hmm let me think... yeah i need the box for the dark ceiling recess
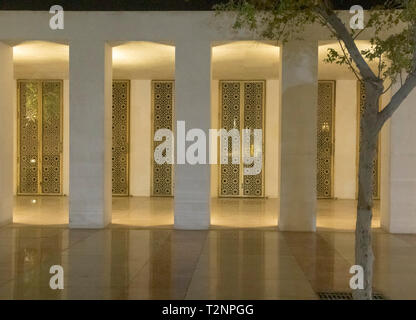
[0,0,392,11]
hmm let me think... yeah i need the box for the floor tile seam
[183,231,210,300]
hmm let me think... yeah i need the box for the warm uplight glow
[12,40,281,80]
[212,41,280,79]
[212,41,279,60]
[318,40,379,80]
[112,41,175,79]
[112,41,175,65]
[13,41,69,79]
[13,41,69,63]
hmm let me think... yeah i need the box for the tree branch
[377,73,416,130]
[316,5,379,82]
[337,39,362,81]
[378,22,416,130]
[352,27,365,40]
[382,81,393,95]
[378,55,382,78]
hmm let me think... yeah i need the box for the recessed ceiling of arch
[318,41,381,80]
[13,40,280,80]
[13,40,379,81]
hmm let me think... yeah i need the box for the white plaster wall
[0,42,14,225]
[0,11,380,47]
[334,80,357,199]
[69,41,113,228]
[210,80,219,198]
[279,40,318,232]
[265,80,279,198]
[380,87,392,230]
[12,80,16,195]
[63,80,69,195]
[174,40,211,229]
[381,83,416,233]
[129,80,151,196]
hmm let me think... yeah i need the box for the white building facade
[0,10,415,233]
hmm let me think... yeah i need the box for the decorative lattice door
[112,80,130,196]
[317,81,335,199]
[151,81,174,197]
[18,80,63,195]
[219,80,265,198]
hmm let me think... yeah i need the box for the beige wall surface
[381,88,392,231]
[334,80,357,199]
[381,81,416,233]
[0,10,385,44]
[130,80,151,196]
[279,40,318,232]
[0,42,14,225]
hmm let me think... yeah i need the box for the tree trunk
[352,83,381,300]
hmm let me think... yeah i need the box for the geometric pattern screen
[151,81,174,197]
[112,80,130,196]
[220,81,241,197]
[219,80,265,198]
[18,80,63,195]
[242,82,264,197]
[317,81,335,199]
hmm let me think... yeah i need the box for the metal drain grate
[318,292,386,300]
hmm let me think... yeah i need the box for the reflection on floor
[211,198,278,228]
[112,197,173,228]
[13,196,69,226]
[13,196,380,231]
[317,199,380,231]
[0,227,415,299]
[3,196,407,300]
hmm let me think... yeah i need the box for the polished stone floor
[12,196,380,230]
[2,196,413,300]
[1,226,416,299]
